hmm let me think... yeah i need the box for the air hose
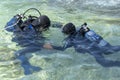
[23,8,41,18]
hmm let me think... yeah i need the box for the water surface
[0,0,120,80]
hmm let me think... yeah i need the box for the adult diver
[5,8,62,75]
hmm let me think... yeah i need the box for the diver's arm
[52,41,73,51]
[43,40,73,51]
[51,21,63,28]
[43,44,67,51]
[52,38,74,51]
[51,45,66,51]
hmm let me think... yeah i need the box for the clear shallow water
[0,0,120,80]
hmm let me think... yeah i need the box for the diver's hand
[43,43,53,49]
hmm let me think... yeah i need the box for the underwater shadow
[12,31,50,75]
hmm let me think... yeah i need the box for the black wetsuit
[5,16,45,75]
[52,31,120,67]
[14,25,47,74]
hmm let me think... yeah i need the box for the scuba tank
[5,14,23,32]
[85,30,102,42]
[5,8,41,32]
[79,23,108,47]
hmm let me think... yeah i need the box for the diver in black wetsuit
[48,23,120,67]
[5,8,62,75]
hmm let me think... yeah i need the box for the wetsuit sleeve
[52,39,73,51]
[51,21,63,28]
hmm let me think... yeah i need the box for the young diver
[5,8,62,75]
[46,23,120,67]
